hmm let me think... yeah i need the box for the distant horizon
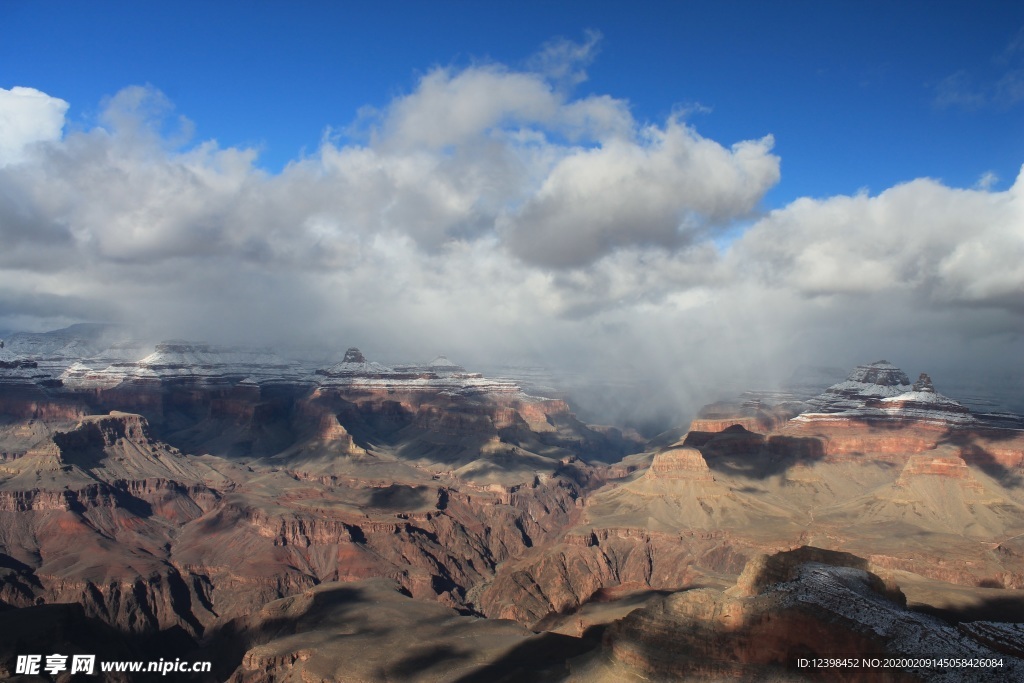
[3,321,1023,431]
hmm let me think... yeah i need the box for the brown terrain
[1,344,1023,681]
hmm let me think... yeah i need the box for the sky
[1,1,1023,423]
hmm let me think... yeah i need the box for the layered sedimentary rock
[479,361,1024,630]
[0,398,598,630]
[56,342,598,462]
[645,446,714,481]
[797,361,976,427]
[880,373,976,423]
[476,437,801,625]
[1,335,646,682]
[784,362,1024,468]
[4,336,1024,681]
[807,360,912,407]
[569,548,1024,682]
[1,324,130,377]
[688,397,802,434]
[0,412,226,637]
[958,622,1024,658]
[61,341,308,388]
[0,344,80,422]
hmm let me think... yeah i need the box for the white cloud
[503,122,779,268]
[729,172,1024,311]
[934,169,1024,307]
[378,66,561,150]
[0,86,69,166]
[2,45,1023,423]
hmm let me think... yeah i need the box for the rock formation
[797,362,976,427]
[806,360,913,410]
[478,360,1024,631]
[0,330,648,680]
[645,446,714,481]
[3,335,1024,682]
[569,548,1024,681]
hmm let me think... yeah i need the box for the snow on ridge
[0,347,23,363]
[791,407,977,427]
[881,390,958,405]
[319,359,395,376]
[61,340,308,387]
[797,362,979,427]
[843,361,911,388]
[316,372,524,395]
[803,361,915,413]
[821,379,910,398]
[0,348,45,384]
[12,332,542,401]
[137,343,299,372]
[315,349,529,398]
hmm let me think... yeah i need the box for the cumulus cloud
[0,86,69,166]
[377,66,561,150]
[503,123,778,267]
[730,172,1024,310]
[2,39,1023,424]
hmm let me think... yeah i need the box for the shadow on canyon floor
[367,483,433,511]
[684,426,828,480]
[452,627,604,683]
[939,430,1023,488]
[0,603,207,682]
[389,643,474,679]
[683,419,1024,487]
[197,584,384,680]
[910,595,1024,625]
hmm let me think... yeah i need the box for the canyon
[1,334,1023,681]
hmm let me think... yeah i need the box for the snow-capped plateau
[60,341,310,388]
[317,348,527,398]
[48,338,535,401]
[795,361,979,427]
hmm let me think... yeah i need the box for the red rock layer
[645,447,713,481]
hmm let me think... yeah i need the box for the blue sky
[4,1,1022,205]
[1,1,1023,414]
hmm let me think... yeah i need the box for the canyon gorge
[1,328,1023,681]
